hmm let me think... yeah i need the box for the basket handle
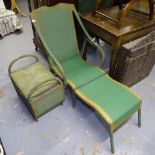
[27,77,63,101]
[8,55,39,74]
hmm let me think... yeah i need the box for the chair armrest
[81,37,105,67]
[73,9,105,67]
[8,54,39,74]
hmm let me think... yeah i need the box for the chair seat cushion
[75,74,142,129]
[62,56,106,89]
[10,62,58,99]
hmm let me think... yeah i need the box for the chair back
[30,4,79,62]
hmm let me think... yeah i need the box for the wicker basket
[8,55,65,120]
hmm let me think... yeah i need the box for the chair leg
[109,127,115,154]
[71,91,76,108]
[138,108,141,128]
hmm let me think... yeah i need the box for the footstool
[8,55,65,120]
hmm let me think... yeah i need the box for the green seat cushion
[75,74,141,129]
[61,56,106,89]
[10,62,58,99]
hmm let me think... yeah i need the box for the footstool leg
[35,46,38,51]
[71,91,76,108]
[109,127,115,154]
[138,108,141,128]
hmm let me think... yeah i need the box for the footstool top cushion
[10,62,59,99]
[75,75,142,129]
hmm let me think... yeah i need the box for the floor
[0,1,155,155]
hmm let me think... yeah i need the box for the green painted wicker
[8,55,65,120]
[30,4,142,153]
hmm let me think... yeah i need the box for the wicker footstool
[8,55,65,120]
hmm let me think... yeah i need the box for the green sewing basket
[8,55,65,120]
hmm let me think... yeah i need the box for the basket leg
[35,46,38,51]
[138,108,141,128]
[71,91,76,108]
[109,127,115,154]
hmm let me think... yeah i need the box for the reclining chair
[30,3,142,153]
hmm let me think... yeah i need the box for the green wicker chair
[30,3,142,153]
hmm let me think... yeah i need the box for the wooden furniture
[30,4,142,153]
[93,0,154,29]
[9,55,65,120]
[114,31,155,86]
[81,5,155,77]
